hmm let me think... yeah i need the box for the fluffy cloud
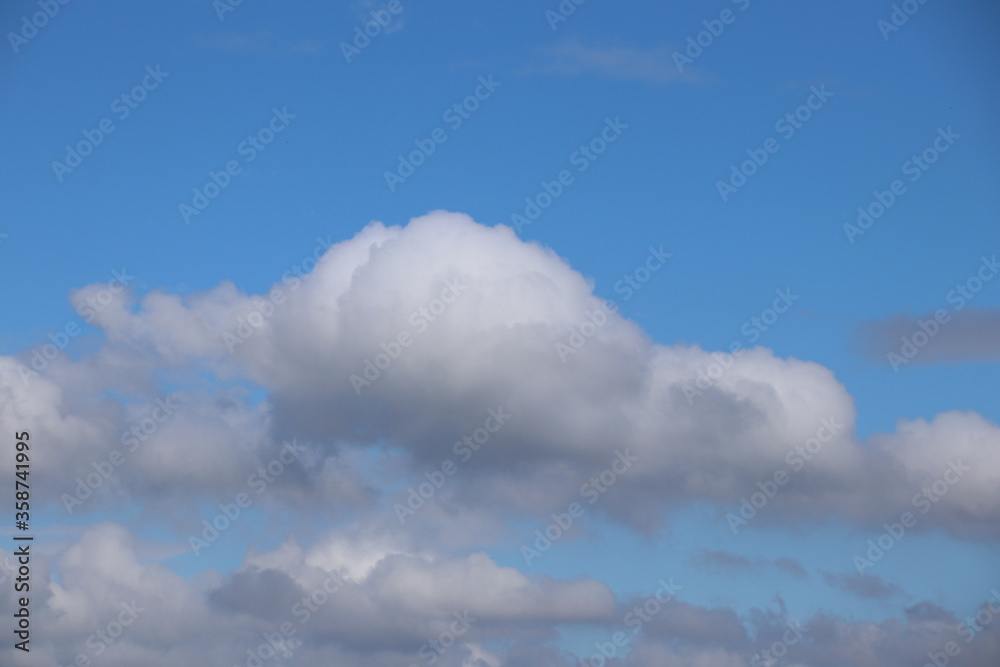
[2,211,999,664]
[4,523,998,667]
[4,212,1000,533]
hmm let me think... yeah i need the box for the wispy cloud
[697,548,755,570]
[526,39,698,85]
[774,557,808,579]
[823,572,903,600]
[858,308,1000,365]
[694,550,808,578]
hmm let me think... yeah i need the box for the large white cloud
[6,210,994,536]
[1,211,999,664]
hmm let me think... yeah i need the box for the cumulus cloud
[4,212,1000,534]
[4,522,998,667]
[2,211,999,663]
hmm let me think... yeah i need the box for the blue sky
[2,1,1000,666]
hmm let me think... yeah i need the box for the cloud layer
[2,211,999,664]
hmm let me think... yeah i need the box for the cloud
[694,550,808,578]
[5,522,995,666]
[2,212,1000,664]
[858,308,1000,365]
[206,545,616,652]
[0,523,621,666]
[822,571,903,600]
[696,549,755,570]
[774,557,808,578]
[5,212,1000,543]
[526,39,696,85]
[623,595,1000,667]
[624,600,1000,667]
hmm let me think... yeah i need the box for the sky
[1,0,999,665]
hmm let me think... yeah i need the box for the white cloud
[3,523,996,666]
[2,211,1000,664]
[4,211,1000,539]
